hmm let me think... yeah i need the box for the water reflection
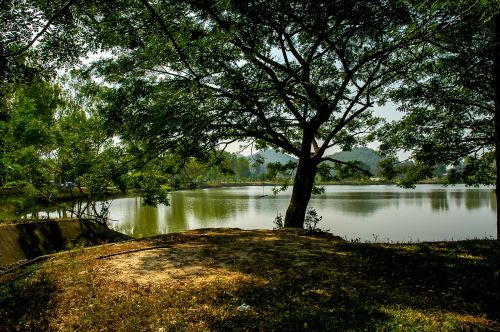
[465,190,488,211]
[24,185,496,242]
[315,191,397,216]
[428,191,449,212]
[312,188,494,216]
[110,197,164,237]
[189,190,250,226]
[107,189,253,237]
[166,193,189,229]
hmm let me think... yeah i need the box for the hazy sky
[225,102,408,159]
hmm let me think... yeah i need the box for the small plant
[273,212,284,229]
[304,207,322,231]
[65,239,86,257]
[274,208,327,232]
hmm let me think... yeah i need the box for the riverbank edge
[0,219,130,267]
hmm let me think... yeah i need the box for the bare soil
[1,228,499,331]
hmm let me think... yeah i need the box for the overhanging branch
[138,0,199,79]
[320,157,373,176]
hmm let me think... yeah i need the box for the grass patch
[0,229,499,331]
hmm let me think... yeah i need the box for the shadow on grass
[14,229,495,331]
[124,230,499,330]
[334,240,500,318]
[0,268,57,331]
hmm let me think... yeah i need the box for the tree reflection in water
[23,185,496,241]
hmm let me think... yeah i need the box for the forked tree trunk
[493,13,500,240]
[284,157,318,228]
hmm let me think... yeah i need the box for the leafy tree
[56,0,464,228]
[432,163,447,178]
[378,2,500,238]
[0,1,141,224]
[2,1,481,228]
[0,81,62,193]
[1,0,84,122]
[0,74,132,224]
[1,0,87,72]
[1,0,85,201]
[230,155,251,181]
[54,104,127,224]
[325,147,382,177]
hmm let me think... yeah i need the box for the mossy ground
[1,228,499,331]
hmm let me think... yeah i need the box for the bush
[304,207,322,231]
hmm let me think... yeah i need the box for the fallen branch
[1,238,132,277]
[0,255,49,276]
[96,245,173,260]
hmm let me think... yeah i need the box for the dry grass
[1,228,499,331]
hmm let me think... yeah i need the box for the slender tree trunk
[493,13,500,240]
[284,156,318,228]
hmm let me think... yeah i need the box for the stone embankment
[0,219,128,266]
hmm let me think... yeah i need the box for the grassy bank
[1,228,499,331]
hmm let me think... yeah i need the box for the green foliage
[378,2,497,188]
[0,81,62,190]
[397,164,434,189]
[141,175,169,207]
[378,156,400,181]
[317,163,335,182]
[273,212,284,230]
[266,161,296,181]
[304,208,323,232]
[432,163,447,178]
[333,161,370,181]
[377,156,451,187]
[168,151,256,185]
[4,0,494,228]
[0,74,136,223]
[273,207,325,231]
[327,148,382,176]
[446,153,496,187]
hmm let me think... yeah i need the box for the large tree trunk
[284,156,318,228]
[493,13,500,240]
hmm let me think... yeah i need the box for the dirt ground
[1,228,499,331]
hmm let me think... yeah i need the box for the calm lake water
[103,184,496,242]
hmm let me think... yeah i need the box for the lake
[102,184,496,242]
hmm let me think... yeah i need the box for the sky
[224,102,408,159]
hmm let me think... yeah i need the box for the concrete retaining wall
[0,219,128,266]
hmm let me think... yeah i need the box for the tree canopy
[51,0,468,227]
[377,2,500,237]
[2,0,497,231]
[379,2,495,184]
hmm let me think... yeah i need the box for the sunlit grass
[1,229,498,331]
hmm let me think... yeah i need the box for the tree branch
[5,0,77,58]
[138,0,199,79]
[320,157,373,176]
